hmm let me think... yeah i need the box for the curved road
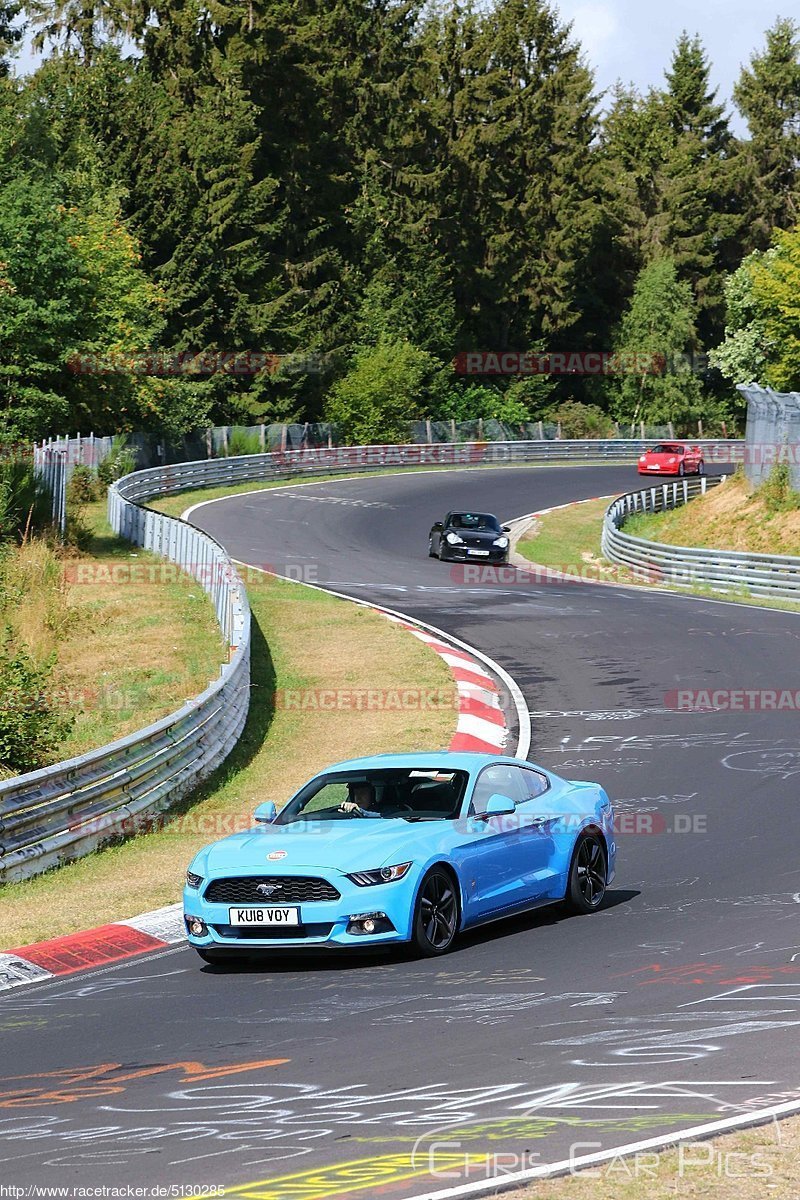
[3,464,800,1198]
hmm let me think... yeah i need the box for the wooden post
[426,418,432,444]
[259,424,266,452]
[205,427,213,458]
[222,426,229,456]
[450,419,457,442]
[698,419,704,438]
[640,420,645,440]
[557,421,562,439]
[538,420,544,440]
[478,417,484,440]
[668,422,675,438]
[721,421,728,438]
[280,424,287,453]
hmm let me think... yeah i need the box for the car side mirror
[501,524,511,533]
[254,801,277,824]
[479,793,516,818]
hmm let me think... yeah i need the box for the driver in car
[338,781,382,818]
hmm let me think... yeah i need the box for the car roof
[316,751,545,775]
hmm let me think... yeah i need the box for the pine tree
[0,1,22,75]
[28,0,133,65]
[658,33,742,346]
[613,257,704,430]
[734,18,800,247]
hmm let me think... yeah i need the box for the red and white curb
[0,904,184,992]
[384,616,508,753]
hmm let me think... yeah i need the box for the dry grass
[518,1113,800,1198]
[625,474,800,556]
[0,505,224,763]
[0,572,456,946]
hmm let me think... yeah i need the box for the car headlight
[445,532,464,545]
[667,456,676,463]
[639,455,646,462]
[347,862,412,886]
[185,870,203,889]
[493,536,509,548]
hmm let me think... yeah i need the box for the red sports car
[638,442,704,477]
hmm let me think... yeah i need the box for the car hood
[448,529,502,543]
[198,820,443,875]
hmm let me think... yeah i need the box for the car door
[455,764,529,921]
[514,766,564,901]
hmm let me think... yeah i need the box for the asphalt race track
[4,463,800,1198]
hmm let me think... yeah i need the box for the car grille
[204,875,341,904]
[211,923,335,940]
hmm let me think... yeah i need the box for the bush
[325,341,436,444]
[97,436,137,486]
[757,460,800,515]
[0,460,53,544]
[66,464,99,505]
[0,629,73,774]
[226,428,263,456]
[542,400,615,438]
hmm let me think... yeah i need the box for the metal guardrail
[0,477,250,884]
[602,475,800,599]
[0,436,747,885]
[114,439,744,497]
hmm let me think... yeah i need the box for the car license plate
[647,464,660,469]
[228,906,300,926]
[467,549,490,556]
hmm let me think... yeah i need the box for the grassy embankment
[0,500,223,767]
[515,473,800,610]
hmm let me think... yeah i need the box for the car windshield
[275,768,469,824]
[649,444,683,454]
[447,513,501,532]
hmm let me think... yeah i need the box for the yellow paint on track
[217,1152,488,1200]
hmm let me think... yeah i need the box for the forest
[0,1,798,443]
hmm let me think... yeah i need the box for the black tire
[428,537,438,558]
[564,832,607,914]
[697,460,705,475]
[411,868,460,956]
[678,462,685,477]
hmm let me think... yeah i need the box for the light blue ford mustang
[183,752,616,962]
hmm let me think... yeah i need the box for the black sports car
[428,511,511,564]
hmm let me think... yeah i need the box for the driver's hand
[339,801,361,814]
